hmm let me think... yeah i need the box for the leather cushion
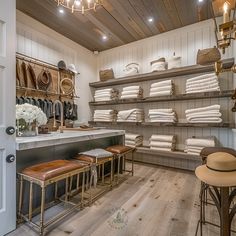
[22,160,86,181]
[200,147,236,162]
[74,155,111,164]
[106,145,133,154]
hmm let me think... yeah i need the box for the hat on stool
[195,152,236,187]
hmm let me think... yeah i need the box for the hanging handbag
[99,69,114,81]
[196,46,221,65]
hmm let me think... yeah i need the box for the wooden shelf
[89,90,234,106]
[135,146,201,162]
[89,58,234,88]
[88,121,235,128]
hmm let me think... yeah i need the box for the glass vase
[16,119,37,137]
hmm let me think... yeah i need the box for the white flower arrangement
[16,103,47,126]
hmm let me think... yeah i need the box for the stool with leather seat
[17,160,89,235]
[106,145,135,184]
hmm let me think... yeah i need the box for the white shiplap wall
[96,19,235,152]
[16,10,97,123]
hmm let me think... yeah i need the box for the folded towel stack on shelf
[117,108,144,122]
[120,85,143,99]
[186,73,220,94]
[149,134,176,152]
[94,88,119,102]
[148,109,177,123]
[93,109,117,122]
[185,138,215,155]
[149,80,174,97]
[125,133,143,147]
[185,105,222,123]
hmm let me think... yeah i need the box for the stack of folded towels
[149,80,174,97]
[148,109,177,123]
[120,86,143,99]
[185,138,215,155]
[149,134,176,152]
[117,108,144,122]
[93,110,117,122]
[94,88,119,102]
[125,133,143,147]
[186,73,220,94]
[185,105,222,123]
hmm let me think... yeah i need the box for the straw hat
[60,77,74,95]
[68,64,79,74]
[195,152,236,187]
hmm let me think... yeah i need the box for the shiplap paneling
[95,18,235,154]
[16,10,97,123]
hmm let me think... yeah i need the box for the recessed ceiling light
[59,8,64,13]
[148,17,154,22]
[102,35,108,40]
[75,0,81,6]
[198,0,204,2]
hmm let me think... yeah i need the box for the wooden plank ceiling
[16,0,232,52]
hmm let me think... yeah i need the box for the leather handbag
[28,64,38,89]
[99,69,114,81]
[197,46,221,65]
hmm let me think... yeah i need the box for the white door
[0,0,16,235]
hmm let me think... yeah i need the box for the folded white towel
[120,95,142,99]
[150,147,173,152]
[151,80,172,88]
[186,77,218,87]
[118,109,143,120]
[149,111,176,116]
[186,73,216,83]
[187,118,222,123]
[186,112,221,118]
[186,138,215,147]
[122,86,140,91]
[149,91,173,97]
[149,141,173,148]
[149,109,174,113]
[150,135,175,142]
[186,87,220,94]
[150,85,172,93]
[186,83,220,92]
[94,110,116,114]
[185,105,220,115]
[121,90,142,96]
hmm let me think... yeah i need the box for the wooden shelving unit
[89,90,234,106]
[88,121,235,128]
[89,58,234,88]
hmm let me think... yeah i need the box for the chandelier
[55,0,102,14]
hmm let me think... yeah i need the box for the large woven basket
[99,69,114,81]
[197,46,221,65]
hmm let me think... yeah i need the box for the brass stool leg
[39,186,46,236]
[54,182,58,200]
[76,173,80,192]
[18,175,24,221]
[29,181,33,221]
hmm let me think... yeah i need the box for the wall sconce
[214,60,236,75]
[212,1,236,54]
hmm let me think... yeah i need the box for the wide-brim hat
[37,70,52,91]
[58,60,67,70]
[60,77,74,95]
[68,64,79,74]
[195,152,236,187]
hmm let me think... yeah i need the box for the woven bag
[99,69,114,81]
[197,46,221,65]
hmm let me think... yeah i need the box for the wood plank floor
[9,163,233,236]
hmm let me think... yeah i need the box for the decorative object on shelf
[94,88,119,102]
[16,103,47,137]
[123,63,140,76]
[57,60,67,70]
[150,57,167,72]
[28,63,38,89]
[185,73,220,94]
[149,134,176,152]
[68,63,79,74]
[167,53,181,69]
[185,104,222,123]
[60,77,74,95]
[120,85,143,99]
[37,69,52,91]
[149,80,174,97]
[196,46,221,65]
[185,137,215,155]
[21,61,28,87]
[99,68,114,81]
[211,1,236,54]
[55,0,102,14]
[148,108,177,123]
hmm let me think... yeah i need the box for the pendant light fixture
[55,0,102,14]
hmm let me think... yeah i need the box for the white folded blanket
[149,141,173,148]
[149,111,176,116]
[186,112,221,119]
[118,109,143,120]
[186,77,218,87]
[150,135,175,142]
[187,118,222,123]
[151,80,172,88]
[94,110,116,114]
[120,95,142,99]
[121,90,142,96]
[186,73,216,83]
[186,83,219,92]
[122,86,140,91]
[185,105,220,115]
[150,147,173,152]
[149,109,173,113]
[186,87,220,94]
[186,138,215,147]
[150,85,172,93]
[149,91,173,97]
